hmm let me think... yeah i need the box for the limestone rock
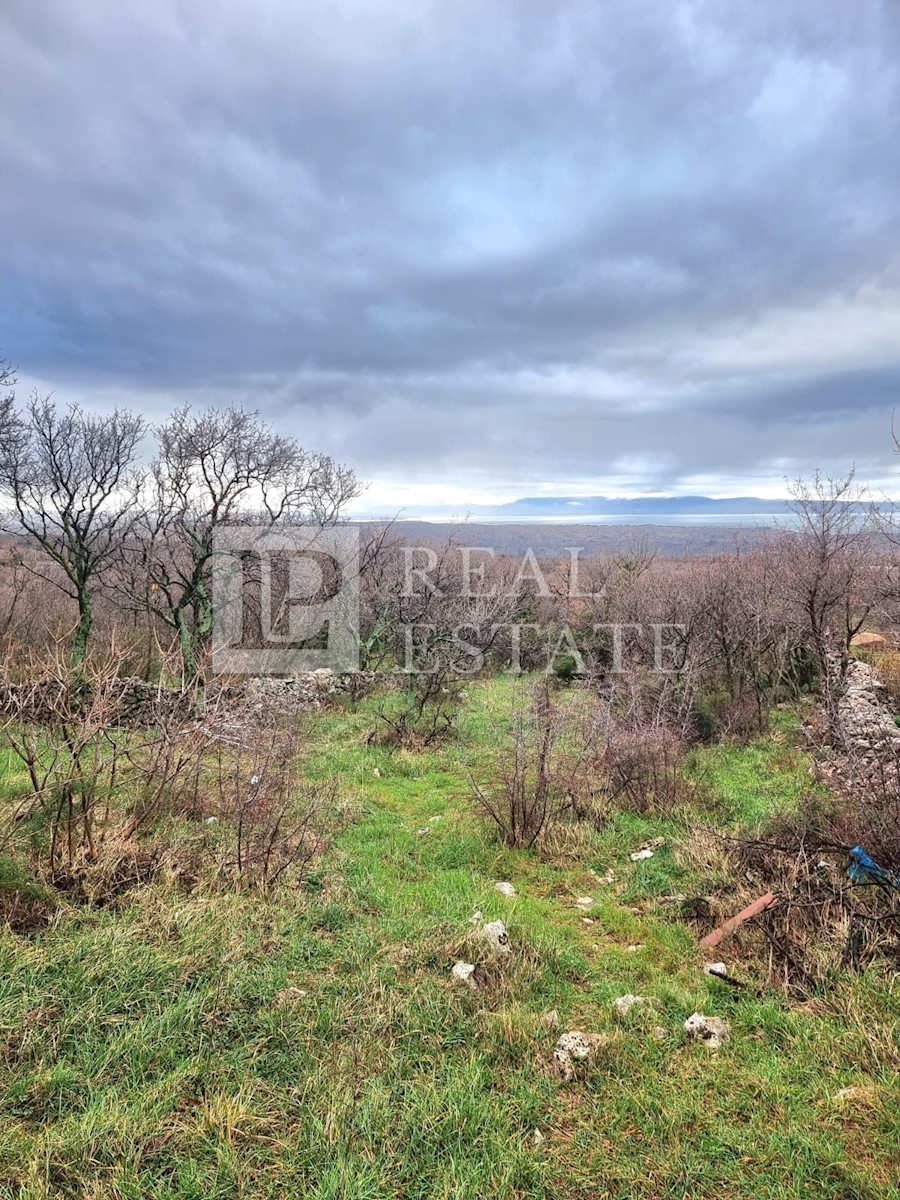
[553,1031,612,1081]
[450,961,476,990]
[274,987,308,1007]
[703,961,729,978]
[481,919,511,956]
[613,994,649,1018]
[684,1012,730,1049]
[494,881,517,898]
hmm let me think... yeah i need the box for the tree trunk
[174,606,197,683]
[72,590,93,669]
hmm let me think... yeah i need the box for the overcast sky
[2,1,899,511]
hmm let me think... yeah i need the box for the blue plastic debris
[847,846,900,891]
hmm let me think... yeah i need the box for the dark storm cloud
[2,0,900,500]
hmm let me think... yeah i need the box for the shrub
[471,682,605,848]
[208,717,342,891]
[691,694,718,742]
[598,716,692,815]
[372,669,464,748]
[874,650,900,707]
[0,641,342,894]
[551,653,581,686]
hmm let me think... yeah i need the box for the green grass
[685,709,821,829]
[0,679,898,1198]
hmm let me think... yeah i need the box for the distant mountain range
[475,495,794,517]
[360,495,799,521]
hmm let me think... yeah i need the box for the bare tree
[0,354,15,398]
[125,405,361,681]
[0,544,33,651]
[689,548,799,733]
[783,470,877,740]
[0,393,145,667]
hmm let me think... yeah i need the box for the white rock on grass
[591,870,615,885]
[684,1012,730,1050]
[469,910,484,924]
[703,961,729,978]
[481,919,512,955]
[451,961,477,990]
[834,1085,874,1103]
[494,881,517,898]
[553,1031,612,1081]
[574,896,594,910]
[613,994,649,1018]
[630,848,654,862]
[274,987,308,1007]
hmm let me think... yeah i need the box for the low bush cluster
[0,643,343,908]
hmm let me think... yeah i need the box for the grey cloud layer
[2,0,899,497]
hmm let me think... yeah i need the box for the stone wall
[838,658,900,753]
[0,669,398,727]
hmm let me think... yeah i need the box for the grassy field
[1,677,898,1199]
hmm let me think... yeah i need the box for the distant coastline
[357,519,774,557]
[381,512,787,527]
[351,494,812,527]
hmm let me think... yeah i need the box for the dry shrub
[682,824,900,996]
[741,837,899,994]
[470,683,559,849]
[801,747,900,871]
[675,756,900,996]
[868,648,900,706]
[0,640,344,897]
[472,679,696,849]
[597,716,691,815]
[371,669,464,748]
[0,642,214,874]
[205,712,343,891]
[588,666,699,815]
[471,682,604,849]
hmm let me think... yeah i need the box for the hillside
[2,678,897,1199]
